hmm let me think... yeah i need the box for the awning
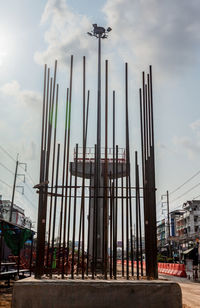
[182,247,194,255]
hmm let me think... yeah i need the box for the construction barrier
[116,261,186,277]
[158,262,187,278]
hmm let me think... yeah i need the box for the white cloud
[35,0,200,77]
[0,81,41,108]
[173,135,200,159]
[34,0,92,66]
[190,119,200,132]
[103,0,200,73]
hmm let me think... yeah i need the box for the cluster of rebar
[35,55,157,280]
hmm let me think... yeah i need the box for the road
[159,275,200,308]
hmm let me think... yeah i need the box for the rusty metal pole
[114,145,119,279]
[137,160,143,276]
[86,161,92,276]
[109,171,113,279]
[71,144,78,279]
[81,56,86,279]
[121,163,124,277]
[104,59,108,279]
[59,88,69,274]
[125,63,130,280]
[46,78,53,268]
[35,64,47,278]
[63,55,73,274]
[135,151,139,279]
[50,143,60,274]
[149,65,158,278]
[66,163,73,275]
[112,91,116,278]
[48,83,59,272]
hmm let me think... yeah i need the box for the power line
[0,161,31,188]
[193,193,200,200]
[0,145,16,163]
[25,171,36,187]
[0,145,37,186]
[0,179,21,195]
[0,179,12,190]
[0,162,14,176]
[24,181,36,197]
[23,194,37,210]
[171,182,200,203]
[170,204,183,212]
[170,169,200,195]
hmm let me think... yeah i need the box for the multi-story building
[182,200,200,239]
[0,196,32,229]
[157,219,166,248]
[170,209,186,238]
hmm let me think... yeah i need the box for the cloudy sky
[1,0,200,225]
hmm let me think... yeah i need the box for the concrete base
[12,278,182,308]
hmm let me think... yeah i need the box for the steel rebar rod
[50,143,60,274]
[66,163,73,275]
[71,144,78,279]
[109,172,113,279]
[104,59,108,279]
[86,161,92,276]
[135,152,139,279]
[59,88,69,273]
[113,145,119,279]
[46,77,53,268]
[47,82,59,271]
[63,55,73,270]
[121,163,124,277]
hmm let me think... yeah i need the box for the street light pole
[87,24,112,270]
[87,24,112,182]
[97,34,101,164]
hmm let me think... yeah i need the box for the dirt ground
[160,275,200,308]
[0,282,12,308]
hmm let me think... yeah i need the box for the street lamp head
[87,24,112,38]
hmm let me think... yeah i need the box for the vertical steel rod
[71,144,78,279]
[121,163,124,277]
[63,55,73,271]
[50,143,60,274]
[104,59,108,279]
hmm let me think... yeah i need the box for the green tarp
[0,222,32,256]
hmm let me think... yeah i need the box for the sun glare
[0,30,13,66]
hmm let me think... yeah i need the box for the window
[194,216,198,222]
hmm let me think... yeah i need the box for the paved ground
[160,275,200,308]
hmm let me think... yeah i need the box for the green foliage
[157,253,166,263]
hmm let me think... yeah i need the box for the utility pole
[10,154,27,222]
[10,155,19,222]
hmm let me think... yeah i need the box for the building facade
[0,196,32,229]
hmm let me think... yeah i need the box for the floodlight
[107,27,112,32]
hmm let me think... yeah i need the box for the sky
[1,0,200,228]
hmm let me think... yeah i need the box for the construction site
[1,2,200,307]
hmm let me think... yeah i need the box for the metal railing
[73,147,126,163]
